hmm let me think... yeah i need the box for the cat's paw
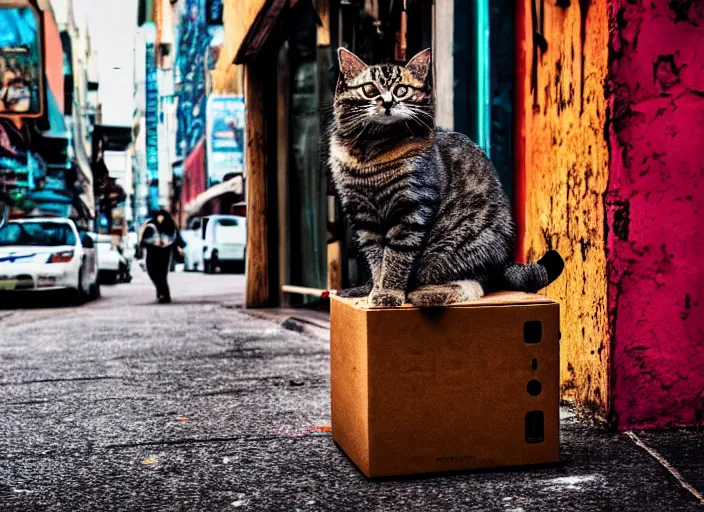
[408,281,483,307]
[368,288,406,308]
[408,285,454,307]
[337,283,373,298]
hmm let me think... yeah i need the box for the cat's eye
[394,85,410,98]
[362,84,379,98]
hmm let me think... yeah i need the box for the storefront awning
[182,137,206,206]
[234,0,320,64]
[185,175,244,217]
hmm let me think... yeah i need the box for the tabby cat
[328,48,564,308]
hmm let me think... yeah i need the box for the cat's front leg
[368,247,418,308]
[353,226,384,285]
[368,221,426,308]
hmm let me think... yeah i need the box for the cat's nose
[380,92,394,109]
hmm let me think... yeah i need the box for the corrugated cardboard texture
[330,294,370,475]
[331,293,560,478]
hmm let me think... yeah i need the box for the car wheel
[101,271,118,285]
[89,276,101,301]
[71,270,86,306]
[211,251,219,273]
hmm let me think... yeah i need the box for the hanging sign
[205,95,244,187]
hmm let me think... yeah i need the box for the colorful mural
[0,6,43,117]
[145,41,159,213]
[176,0,211,158]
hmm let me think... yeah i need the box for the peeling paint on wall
[520,0,704,429]
[520,0,610,416]
[606,0,704,429]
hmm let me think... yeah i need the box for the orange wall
[517,0,610,417]
[43,10,64,113]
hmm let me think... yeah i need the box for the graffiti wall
[176,0,211,158]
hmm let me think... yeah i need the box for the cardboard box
[330,292,560,478]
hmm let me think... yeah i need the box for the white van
[183,215,246,273]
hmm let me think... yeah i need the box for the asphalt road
[0,268,702,511]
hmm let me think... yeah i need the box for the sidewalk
[0,283,702,511]
[236,305,704,511]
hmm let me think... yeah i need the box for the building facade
[1,0,94,224]
[230,0,512,307]
[230,0,704,431]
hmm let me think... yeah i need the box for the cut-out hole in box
[525,411,545,444]
[527,379,542,396]
[524,321,542,344]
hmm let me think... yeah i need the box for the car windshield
[0,222,77,247]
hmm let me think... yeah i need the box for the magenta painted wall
[606,0,704,429]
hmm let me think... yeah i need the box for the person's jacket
[137,221,186,258]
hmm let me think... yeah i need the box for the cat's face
[333,48,434,136]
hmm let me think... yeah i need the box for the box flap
[331,291,556,311]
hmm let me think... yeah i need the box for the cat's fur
[327,48,564,308]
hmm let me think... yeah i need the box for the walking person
[138,209,185,304]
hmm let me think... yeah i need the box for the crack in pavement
[0,376,121,386]
[626,431,704,505]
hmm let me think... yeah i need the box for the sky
[50,0,138,73]
[68,0,138,68]
[51,0,140,126]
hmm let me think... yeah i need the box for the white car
[92,234,133,284]
[182,217,205,272]
[0,218,100,303]
[123,231,138,262]
[183,215,246,273]
[94,234,122,285]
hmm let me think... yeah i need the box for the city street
[0,269,702,511]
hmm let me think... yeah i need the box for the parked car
[0,218,99,303]
[123,231,138,262]
[94,234,120,284]
[93,234,131,284]
[118,237,134,283]
[183,215,246,273]
[182,217,204,272]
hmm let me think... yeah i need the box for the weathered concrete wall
[520,0,611,416]
[606,0,704,429]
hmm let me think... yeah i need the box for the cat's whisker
[410,112,434,133]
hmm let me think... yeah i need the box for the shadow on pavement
[0,291,78,310]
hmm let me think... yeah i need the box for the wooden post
[433,0,454,130]
[276,46,290,307]
[395,0,408,61]
[244,63,269,308]
[316,0,342,292]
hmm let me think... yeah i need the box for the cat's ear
[338,47,368,82]
[406,48,432,82]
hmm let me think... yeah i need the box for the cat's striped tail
[501,250,565,293]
